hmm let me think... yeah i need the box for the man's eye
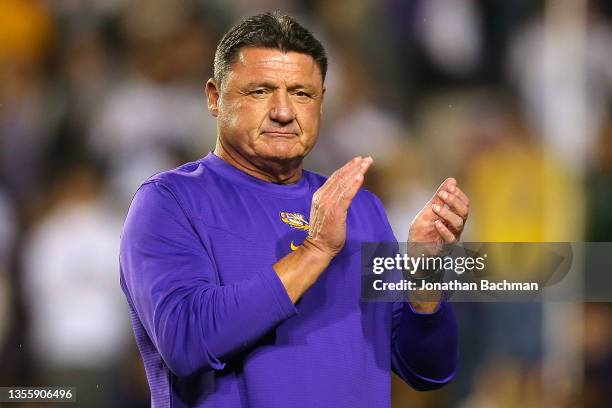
[251,89,267,95]
[293,91,311,99]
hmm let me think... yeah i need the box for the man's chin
[254,146,307,164]
[258,153,304,165]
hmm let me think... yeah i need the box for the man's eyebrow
[286,83,319,92]
[242,81,278,89]
[241,81,320,92]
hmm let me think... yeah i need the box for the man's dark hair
[213,11,327,85]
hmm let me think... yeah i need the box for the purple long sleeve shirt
[119,152,458,407]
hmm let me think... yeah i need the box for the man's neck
[214,142,303,185]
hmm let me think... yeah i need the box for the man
[120,12,469,407]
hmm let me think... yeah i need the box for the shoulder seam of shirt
[141,179,195,222]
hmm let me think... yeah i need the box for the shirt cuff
[405,300,450,329]
[258,267,298,320]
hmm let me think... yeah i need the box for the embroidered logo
[280,211,310,231]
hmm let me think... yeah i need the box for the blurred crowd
[1,0,611,407]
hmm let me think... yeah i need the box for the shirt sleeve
[391,301,459,390]
[368,192,460,390]
[120,181,297,377]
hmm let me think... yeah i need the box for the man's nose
[269,92,296,124]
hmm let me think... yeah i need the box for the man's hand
[407,178,470,313]
[408,177,470,250]
[274,156,373,303]
[303,156,373,258]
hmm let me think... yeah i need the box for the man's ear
[320,87,325,115]
[205,78,220,117]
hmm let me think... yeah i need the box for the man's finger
[330,156,363,181]
[323,157,363,198]
[323,157,364,189]
[336,157,373,208]
[434,219,457,243]
[334,157,372,203]
[431,204,463,232]
[432,203,464,232]
[437,190,468,219]
[318,156,363,197]
[449,184,470,208]
[428,177,456,206]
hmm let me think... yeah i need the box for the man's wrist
[301,237,336,264]
[409,294,443,314]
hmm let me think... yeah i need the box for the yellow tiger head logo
[280,212,310,231]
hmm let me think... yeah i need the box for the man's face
[206,47,324,165]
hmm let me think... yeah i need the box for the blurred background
[1,0,611,406]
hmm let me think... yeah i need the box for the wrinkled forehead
[225,47,323,88]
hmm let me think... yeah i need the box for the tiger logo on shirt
[280,212,310,231]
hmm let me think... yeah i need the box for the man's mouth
[261,131,298,138]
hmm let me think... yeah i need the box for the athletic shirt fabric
[120,152,458,407]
